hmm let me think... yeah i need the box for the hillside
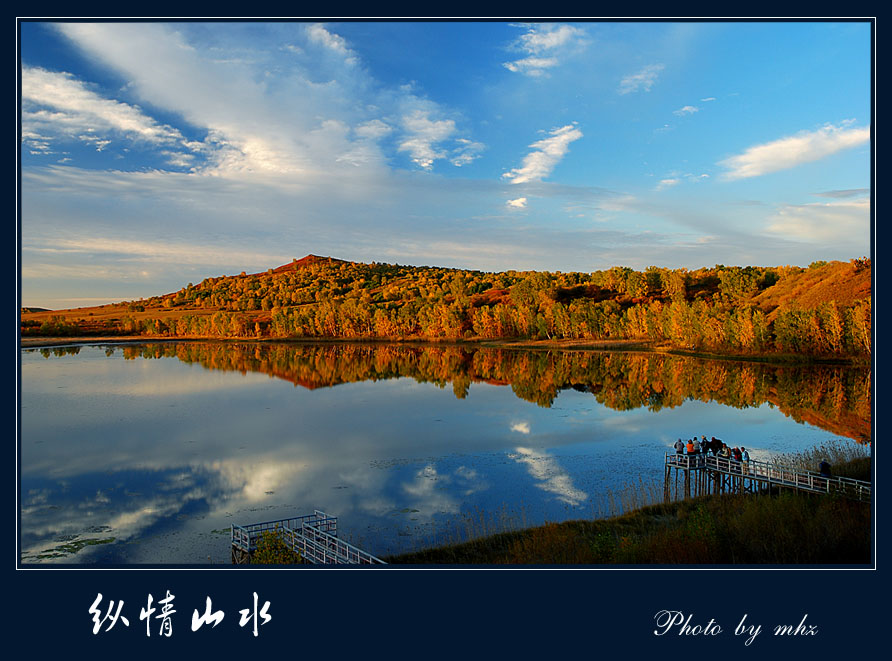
[751,259,871,320]
[20,256,872,358]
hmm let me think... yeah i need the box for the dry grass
[752,261,871,320]
[774,439,872,480]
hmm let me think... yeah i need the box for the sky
[18,20,872,309]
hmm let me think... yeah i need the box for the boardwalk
[664,453,871,503]
[231,511,386,565]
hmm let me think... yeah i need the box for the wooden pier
[663,453,871,503]
[231,510,386,565]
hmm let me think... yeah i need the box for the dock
[664,453,871,503]
[231,510,386,565]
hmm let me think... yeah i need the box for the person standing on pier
[674,438,685,455]
[691,436,702,466]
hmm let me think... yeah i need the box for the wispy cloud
[503,56,559,76]
[813,188,870,199]
[49,23,481,179]
[502,123,583,184]
[700,97,716,102]
[673,105,698,116]
[503,24,588,77]
[654,171,708,192]
[23,236,292,270]
[655,178,680,191]
[719,122,870,180]
[398,110,456,169]
[451,138,485,167]
[21,65,198,166]
[619,64,664,94]
[766,197,870,243]
[506,197,528,209]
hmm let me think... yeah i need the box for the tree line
[24,257,872,358]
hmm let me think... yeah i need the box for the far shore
[19,334,863,366]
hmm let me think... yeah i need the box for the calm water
[19,342,870,564]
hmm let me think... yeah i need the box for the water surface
[19,342,870,564]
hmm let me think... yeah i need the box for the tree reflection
[113,342,871,443]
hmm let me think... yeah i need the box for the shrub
[251,529,302,565]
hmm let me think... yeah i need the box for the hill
[752,259,871,320]
[20,255,871,358]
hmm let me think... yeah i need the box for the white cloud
[511,422,531,434]
[619,64,664,95]
[354,119,392,140]
[655,178,680,191]
[700,97,716,102]
[766,197,870,243]
[450,138,485,167]
[398,110,456,169]
[503,24,587,76]
[719,122,870,180]
[21,66,196,165]
[502,123,583,184]
[518,24,583,52]
[45,22,482,180]
[503,56,559,77]
[673,105,698,116]
[305,23,357,65]
[506,197,527,209]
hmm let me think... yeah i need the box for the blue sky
[19,20,872,309]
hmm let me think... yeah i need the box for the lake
[19,341,871,564]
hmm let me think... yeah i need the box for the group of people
[673,436,750,464]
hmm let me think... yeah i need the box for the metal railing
[665,452,871,502]
[287,522,384,565]
[231,510,386,565]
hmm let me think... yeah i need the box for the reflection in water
[116,342,871,442]
[20,342,870,564]
[509,448,588,507]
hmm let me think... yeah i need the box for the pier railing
[231,510,386,565]
[665,453,871,502]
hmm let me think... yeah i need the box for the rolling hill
[20,256,871,358]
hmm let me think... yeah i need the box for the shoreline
[19,334,862,366]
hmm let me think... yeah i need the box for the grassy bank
[383,446,872,566]
[383,490,870,565]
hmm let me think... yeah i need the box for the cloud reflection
[508,447,588,506]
